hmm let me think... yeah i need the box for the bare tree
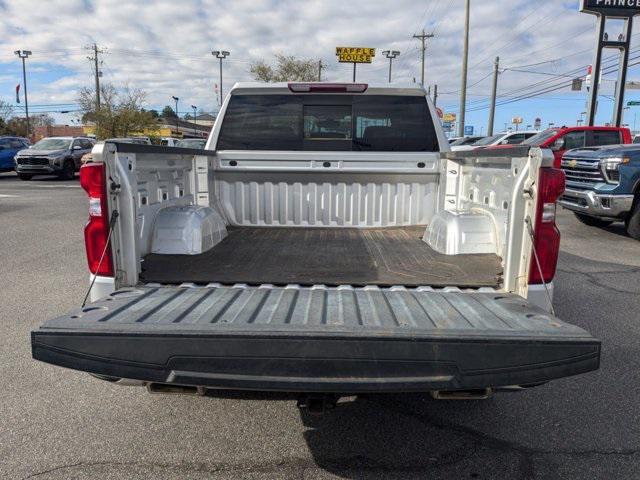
[250,54,318,82]
[0,100,13,122]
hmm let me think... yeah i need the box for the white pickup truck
[31,83,599,404]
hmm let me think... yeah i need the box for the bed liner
[140,226,503,288]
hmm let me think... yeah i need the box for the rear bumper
[32,330,600,394]
[559,188,634,219]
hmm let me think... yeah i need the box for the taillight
[288,83,368,93]
[529,167,565,285]
[79,163,114,277]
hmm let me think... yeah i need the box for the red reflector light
[80,163,114,277]
[529,168,565,285]
[288,83,368,93]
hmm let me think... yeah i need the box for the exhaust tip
[146,383,206,396]
[430,388,493,401]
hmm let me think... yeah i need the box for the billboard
[443,112,457,123]
[580,0,640,17]
[336,47,376,64]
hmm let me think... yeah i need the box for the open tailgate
[32,285,600,393]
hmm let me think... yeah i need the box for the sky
[1,0,640,134]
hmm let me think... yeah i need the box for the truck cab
[522,126,632,168]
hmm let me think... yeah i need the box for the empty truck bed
[140,226,503,288]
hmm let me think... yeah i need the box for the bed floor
[140,226,503,288]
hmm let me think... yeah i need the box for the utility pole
[212,51,230,106]
[318,60,325,82]
[433,84,438,107]
[458,0,471,137]
[413,29,434,86]
[85,43,105,112]
[14,50,32,137]
[488,56,500,136]
[382,50,400,83]
[172,96,179,135]
[191,105,197,136]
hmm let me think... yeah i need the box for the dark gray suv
[14,136,95,180]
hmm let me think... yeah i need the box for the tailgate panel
[32,286,600,393]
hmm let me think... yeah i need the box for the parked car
[14,136,95,180]
[160,137,180,147]
[451,131,537,151]
[32,82,599,407]
[633,134,640,144]
[0,136,30,172]
[449,135,484,147]
[81,137,153,164]
[176,138,207,149]
[559,143,640,239]
[522,126,632,168]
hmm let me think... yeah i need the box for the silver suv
[14,136,95,180]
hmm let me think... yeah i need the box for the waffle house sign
[336,47,376,64]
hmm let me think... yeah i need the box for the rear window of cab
[216,94,440,152]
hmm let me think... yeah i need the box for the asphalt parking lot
[1,171,639,480]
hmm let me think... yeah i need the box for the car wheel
[625,196,640,240]
[574,212,613,228]
[60,159,75,180]
[18,173,33,181]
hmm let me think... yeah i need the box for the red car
[521,126,632,168]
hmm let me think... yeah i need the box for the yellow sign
[443,113,457,123]
[336,47,376,64]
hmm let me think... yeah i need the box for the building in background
[33,125,85,142]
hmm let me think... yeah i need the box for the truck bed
[140,226,503,288]
[31,285,600,393]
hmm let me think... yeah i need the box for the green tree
[78,83,159,139]
[161,105,177,118]
[5,117,28,137]
[250,54,318,82]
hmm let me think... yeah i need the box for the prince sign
[580,0,640,17]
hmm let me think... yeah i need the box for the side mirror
[500,140,509,145]
[72,145,82,150]
[551,138,565,151]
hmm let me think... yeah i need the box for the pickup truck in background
[31,83,600,407]
[559,144,640,239]
[520,126,632,168]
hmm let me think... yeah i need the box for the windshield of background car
[176,139,207,148]
[31,139,71,150]
[522,129,559,146]
[472,134,503,146]
[450,136,480,146]
[216,94,439,152]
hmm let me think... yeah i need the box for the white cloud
[0,0,636,126]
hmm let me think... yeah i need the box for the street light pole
[458,0,471,137]
[191,105,197,136]
[212,50,230,106]
[172,96,179,135]
[14,50,32,137]
[382,50,400,83]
